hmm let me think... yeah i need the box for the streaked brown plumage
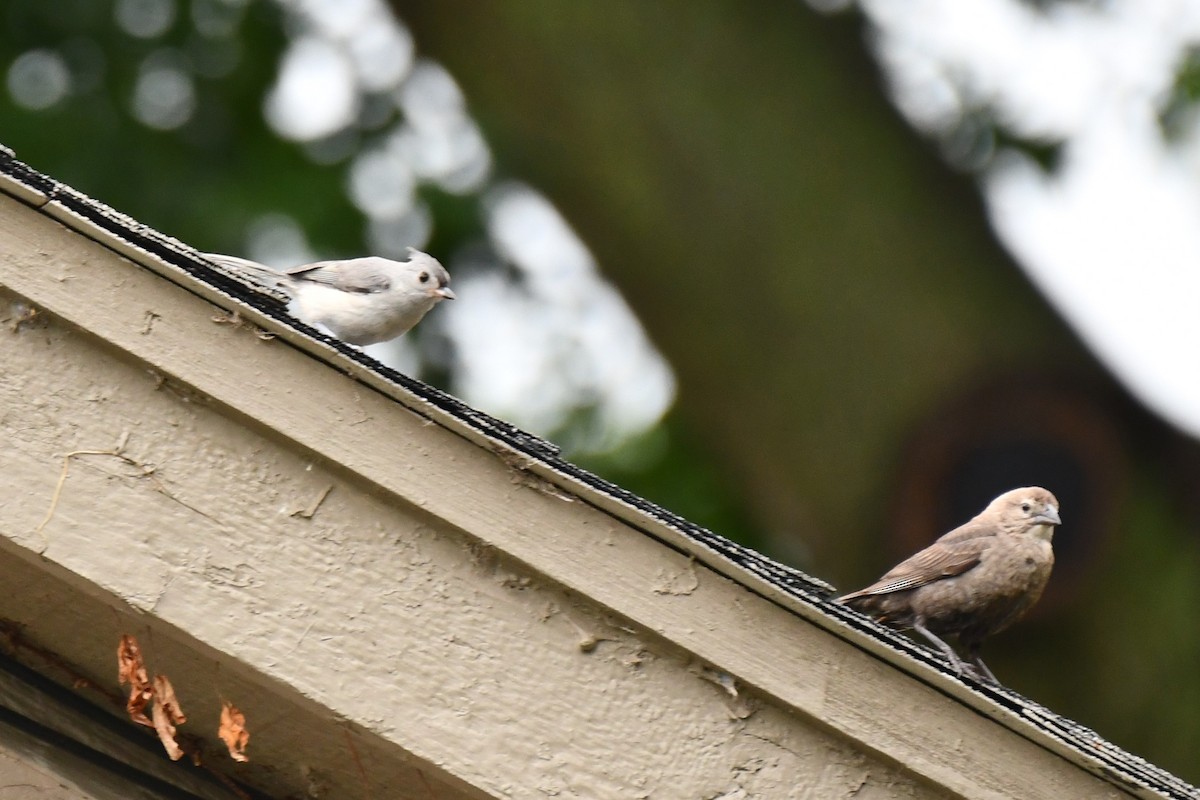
[837,487,1060,683]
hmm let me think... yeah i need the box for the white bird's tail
[201,252,291,298]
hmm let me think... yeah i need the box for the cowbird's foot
[967,654,998,684]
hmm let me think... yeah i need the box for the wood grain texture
[0,192,1135,798]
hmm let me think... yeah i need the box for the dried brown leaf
[117,634,153,726]
[116,634,145,685]
[219,701,250,762]
[151,674,186,761]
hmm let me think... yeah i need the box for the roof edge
[1,146,1193,800]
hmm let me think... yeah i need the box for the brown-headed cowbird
[837,487,1060,683]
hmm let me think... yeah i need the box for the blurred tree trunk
[394,0,1088,570]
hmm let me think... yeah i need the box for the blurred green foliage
[0,0,353,253]
[1161,45,1200,141]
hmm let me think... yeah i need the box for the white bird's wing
[287,259,393,294]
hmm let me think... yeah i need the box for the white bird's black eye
[1021,502,1031,513]
[418,271,430,283]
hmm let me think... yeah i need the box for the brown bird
[837,487,1060,683]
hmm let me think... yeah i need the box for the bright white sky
[859,0,1200,440]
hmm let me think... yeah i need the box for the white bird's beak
[433,287,456,300]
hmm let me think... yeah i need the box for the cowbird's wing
[932,516,997,545]
[838,537,987,600]
[288,259,393,294]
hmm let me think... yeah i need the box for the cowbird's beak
[1035,505,1061,526]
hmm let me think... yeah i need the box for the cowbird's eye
[418,271,430,283]
[1021,502,1031,513]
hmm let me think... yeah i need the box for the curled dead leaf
[117,634,153,727]
[219,700,250,762]
[151,674,186,761]
[117,634,144,685]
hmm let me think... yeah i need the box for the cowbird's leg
[912,620,969,677]
[965,646,998,684]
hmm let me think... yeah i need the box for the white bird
[203,247,454,346]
